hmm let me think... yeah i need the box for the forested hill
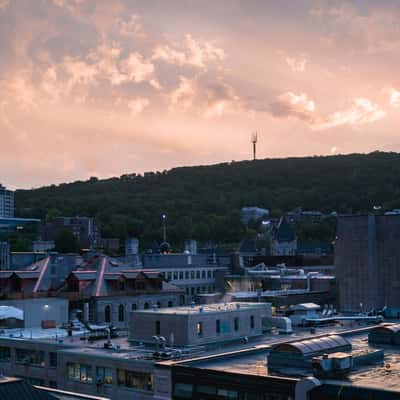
[15,152,400,245]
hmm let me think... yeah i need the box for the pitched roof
[0,378,57,400]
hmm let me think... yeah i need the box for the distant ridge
[15,151,400,245]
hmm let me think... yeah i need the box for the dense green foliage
[15,152,400,248]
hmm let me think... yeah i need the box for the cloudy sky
[2,0,400,188]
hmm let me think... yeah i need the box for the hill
[15,152,400,247]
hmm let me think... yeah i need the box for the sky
[2,0,400,189]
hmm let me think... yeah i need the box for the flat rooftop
[174,324,400,393]
[134,302,270,315]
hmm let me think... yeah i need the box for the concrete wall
[0,298,68,328]
[129,304,270,346]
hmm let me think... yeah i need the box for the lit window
[96,366,113,384]
[67,362,92,383]
[196,321,203,336]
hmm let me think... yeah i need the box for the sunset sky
[2,0,400,188]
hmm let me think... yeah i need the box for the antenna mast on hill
[251,131,258,160]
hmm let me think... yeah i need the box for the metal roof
[370,324,400,334]
[0,379,56,400]
[271,335,351,357]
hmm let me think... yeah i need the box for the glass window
[216,319,221,334]
[234,317,239,332]
[16,349,45,367]
[117,369,153,391]
[104,305,111,323]
[168,300,173,307]
[179,271,184,280]
[0,347,10,362]
[190,271,195,279]
[201,270,206,279]
[196,321,203,336]
[144,302,149,309]
[217,388,238,399]
[173,271,178,280]
[67,362,92,383]
[156,320,161,335]
[207,270,212,278]
[196,271,200,279]
[173,383,193,399]
[250,315,255,329]
[118,304,125,322]
[196,287,200,293]
[49,352,57,367]
[131,303,137,311]
[185,271,189,279]
[198,385,217,395]
[97,366,113,384]
[167,272,172,280]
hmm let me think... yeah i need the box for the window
[190,271,195,279]
[96,366,113,384]
[196,271,200,279]
[250,315,255,329]
[144,302,149,309]
[234,317,239,332]
[104,305,111,323]
[216,319,221,334]
[173,383,193,399]
[118,304,125,322]
[119,280,125,291]
[156,301,161,308]
[173,271,178,280]
[155,320,161,335]
[131,304,137,311]
[179,271,184,280]
[185,271,189,279]
[196,321,203,337]
[196,287,200,293]
[117,369,153,391]
[67,362,92,383]
[217,388,238,399]
[207,270,212,279]
[0,347,10,362]
[167,272,172,281]
[49,352,57,368]
[168,300,173,307]
[191,287,195,295]
[16,349,45,367]
[201,270,206,279]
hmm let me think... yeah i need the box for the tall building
[0,242,10,270]
[335,215,400,313]
[0,184,14,218]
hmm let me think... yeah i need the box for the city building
[58,255,184,328]
[41,217,101,250]
[129,302,271,346]
[33,240,56,253]
[160,324,400,400]
[0,184,14,218]
[142,245,229,300]
[0,241,10,270]
[335,215,400,313]
[270,218,297,256]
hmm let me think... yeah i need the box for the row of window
[174,382,288,400]
[163,269,215,281]
[67,362,153,391]
[196,316,255,337]
[0,347,57,368]
[185,286,215,295]
[104,301,176,322]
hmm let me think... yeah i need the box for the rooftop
[133,302,270,315]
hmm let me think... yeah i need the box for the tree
[54,230,80,253]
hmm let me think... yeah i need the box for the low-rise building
[129,302,271,346]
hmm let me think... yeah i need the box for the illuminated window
[67,362,92,383]
[97,366,113,384]
[196,321,203,336]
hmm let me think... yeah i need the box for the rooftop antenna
[251,131,258,160]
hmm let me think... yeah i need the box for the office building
[335,215,400,313]
[0,184,14,218]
